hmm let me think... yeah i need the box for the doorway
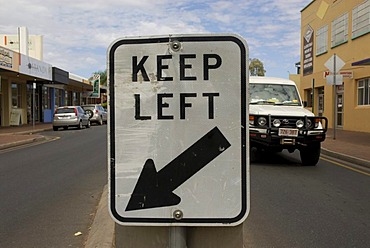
[336,93,344,128]
[317,87,324,117]
[27,84,40,123]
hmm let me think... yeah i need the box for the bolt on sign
[108,34,249,226]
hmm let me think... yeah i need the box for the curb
[85,184,115,248]
[321,148,370,169]
[0,135,47,150]
[17,127,52,135]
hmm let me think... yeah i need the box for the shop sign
[90,74,100,98]
[303,25,314,76]
[0,47,14,70]
[19,54,52,80]
[323,70,353,79]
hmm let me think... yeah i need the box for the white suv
[249,77,328,166]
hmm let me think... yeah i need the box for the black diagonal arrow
[125,126,231,211]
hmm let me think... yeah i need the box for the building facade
[0,45,93,127]
[300,0,370,133]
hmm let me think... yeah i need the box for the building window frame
[357,78,370,106]
[352,0,370,39]
[316,25,328,55]
[11,83,22,108]
[331,12,349,47]
[304,88,313,107]
[42,86,51,109]
[55,89,62,108]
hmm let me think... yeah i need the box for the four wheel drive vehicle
[81,104,107,125]
[249,77,328,166]
[53,106,90,131]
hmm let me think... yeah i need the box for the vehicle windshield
[56,108,74,114]
[249,83,301,106]
[82,106,95,111]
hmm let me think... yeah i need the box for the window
[358,78,370,105]
[249,84,301,106]
[72,92,77,105]
[352,0,370,39]
[55,89,62,108]
[11,83,21,108]
[304,89,313,107]
[42,86,51,109]
[56,107,75,114]
[65,91,70,105]
[331,13,348,47]
[316,25,328,55]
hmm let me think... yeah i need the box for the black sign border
[109,35,247,225]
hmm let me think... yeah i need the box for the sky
[0,0,310,80]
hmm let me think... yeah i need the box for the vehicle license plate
[278,128,298,137]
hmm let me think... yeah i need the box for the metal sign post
[108,34,249,228]
[33,80,36,130]
[325,53,345,140]
[333,54,337,140]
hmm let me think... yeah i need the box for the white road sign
[325,54,345,73]
[326,75,343,85]
[108,34,249,226]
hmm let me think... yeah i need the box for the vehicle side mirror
[303,101,308,107]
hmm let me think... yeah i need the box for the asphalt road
[0,125,107,248]
[1,125,369,247]
[243,150,370,247]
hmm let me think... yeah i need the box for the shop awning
[352,58,370,66]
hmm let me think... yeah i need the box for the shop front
[0,46,93,127]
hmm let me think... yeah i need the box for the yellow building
[300,0,370,133]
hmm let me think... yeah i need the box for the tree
[249,58,266,76]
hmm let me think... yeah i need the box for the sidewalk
[0,123,53,150]
[321,128,370,168]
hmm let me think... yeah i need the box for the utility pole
[333,54,337,140]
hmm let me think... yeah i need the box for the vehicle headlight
[314,118,320,128]
[272,119,281,127]
[296,119,304,128]
[249,115,255,125]
[306,119,312,128]
[257,117,267,126]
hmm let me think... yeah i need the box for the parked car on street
[53,106,90,131]
[81,104,107,125]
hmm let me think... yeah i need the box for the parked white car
[81,104,107,125]
[53,106,90,131]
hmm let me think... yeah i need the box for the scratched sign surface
[108,34,249,226]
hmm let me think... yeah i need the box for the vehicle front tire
[53,126,58,131]
[300,142,321,166]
